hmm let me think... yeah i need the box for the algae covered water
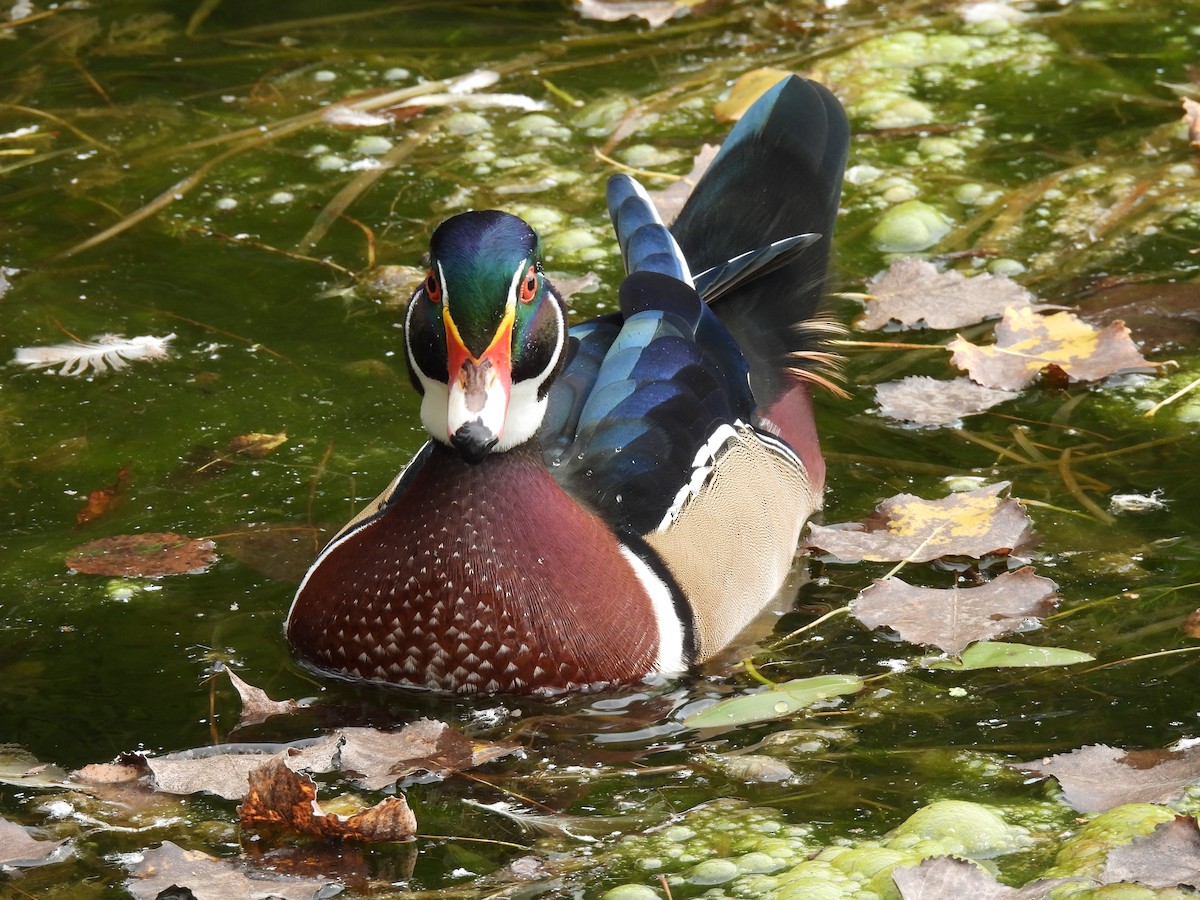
[2,0,1200,896]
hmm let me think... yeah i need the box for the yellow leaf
[714,68,798,122]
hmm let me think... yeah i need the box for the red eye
[424,269,442,303]
[519,265,538,303]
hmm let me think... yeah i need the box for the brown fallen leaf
[808,482,1037,564]
[646,144,719,226]
[1100,814,1200,889]
[145,737,341,801]
[874,375,1020,427]
[859,257,1041,331]
[218,663,306,729]
[948,306,1156,391]
[0,816,67,867]
[337,719,520,791]
[1184,97,1200,160]
[238,757,417,842]
[573,0,703,28]
[892,855,1073,899]
[65,532,217,577]
[1076,281,1200,354]
[217,524,320,584]
[852,567,1059,655]
[1183,609,1200,639]
[124,839,337,900]
[714,67,797,122]
[76,464,130,526]
[226,429,287,459]
[1014,743,1200,813]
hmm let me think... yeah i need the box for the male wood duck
[286,76,849,694]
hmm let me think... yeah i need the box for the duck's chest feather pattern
[286,441,687,694]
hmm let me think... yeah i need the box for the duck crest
[286,441,685,693]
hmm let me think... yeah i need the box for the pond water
[2,0,1200,897]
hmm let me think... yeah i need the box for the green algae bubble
[600,885,661,900]
[687,858,739,885]
[870,200,953,252]
[888,799,1028,857]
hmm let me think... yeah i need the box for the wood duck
[286,76,849,694]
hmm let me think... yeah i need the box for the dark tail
[670,76,849,406]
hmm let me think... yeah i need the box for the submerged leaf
[124,839,337,900]
[225,430,287,459]
[874,375,1019,427]
[860,257,1040,331]
[924,641,1093,671]
[238,757,417,842]
[852,567,1059,655]
[65,532,217,577]
[683,674,863,729]
[1014,743,1200,813]
[13,333,175,376]
[75,465,130,526]
[808,482,1037,563]
[948,307,1155,390]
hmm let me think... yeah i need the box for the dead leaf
[225,430,287,459]
[1014,743,1200,813]
[218,664,306,728]
[875,375,1020,427]
[1100,814,1200,889]
[238,757,417,842]
[0,816,67,867]
[807,482,1037,563]
[1077,281,1200,354]
[217,524,320,584]
[1184,97,1200,159]
[645,143,718,225]
[860,257,1041,331]
[337,720,519,791]
[892,855,1010,899]
[73,760,145,785]
[124,840,337,900]
[852,567,1059,655]
[573,0,702,28]
[145,737,340,801]
[65,532,217,576]
[948,307,1156,391]
[1183,609,1200,639]
[714,67,798,122]
[76,464,130,526]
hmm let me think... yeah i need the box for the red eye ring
[518,265,538,303]
[424,269,442,303]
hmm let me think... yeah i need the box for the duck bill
[444,305,514,464]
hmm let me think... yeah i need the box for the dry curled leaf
[808,482,1037,563]
[1014,743,1200,813]
[948,306,1155,391]
[219,664,306,729]
[852,567,1059,655]
[124,839,336,900]
[238,757,417,842]
[65,532,217,577]
[860,257,1040,331]
[874,375,1020,427]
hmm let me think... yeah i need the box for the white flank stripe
[656,422,739,532]
[619,546,686,675]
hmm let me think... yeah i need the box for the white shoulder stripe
[618,545,685,676]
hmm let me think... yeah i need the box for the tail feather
[670,76,849,405]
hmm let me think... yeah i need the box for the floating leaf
[646,143,719,225]
[714,68,797,122]
[852,567,1059,655]
[0,746,73,790]
[859,257,1040,331]
[336,720,520,791]
[13,333,175,376]
[925,641,1094,671]
[892,855,1009,899]
[874,375,1019,427]
[75,465,130,526]
[143,738,339,801]
[808,482,1037,564]
[238,757,417,842]
[219,664,307,729]
[573,0,701,28]
[683,674,863,729]
[1014,743,1200,813]
[0,817,67,867]
[1100,814,1200,889]
[124,839,337,900]
[65,532,217,577]
[948,307,1155,391]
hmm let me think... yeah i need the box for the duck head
[404,211,567,463]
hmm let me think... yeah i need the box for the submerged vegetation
[2,0,1200,896]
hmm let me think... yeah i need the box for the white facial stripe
[618,545,685,675]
